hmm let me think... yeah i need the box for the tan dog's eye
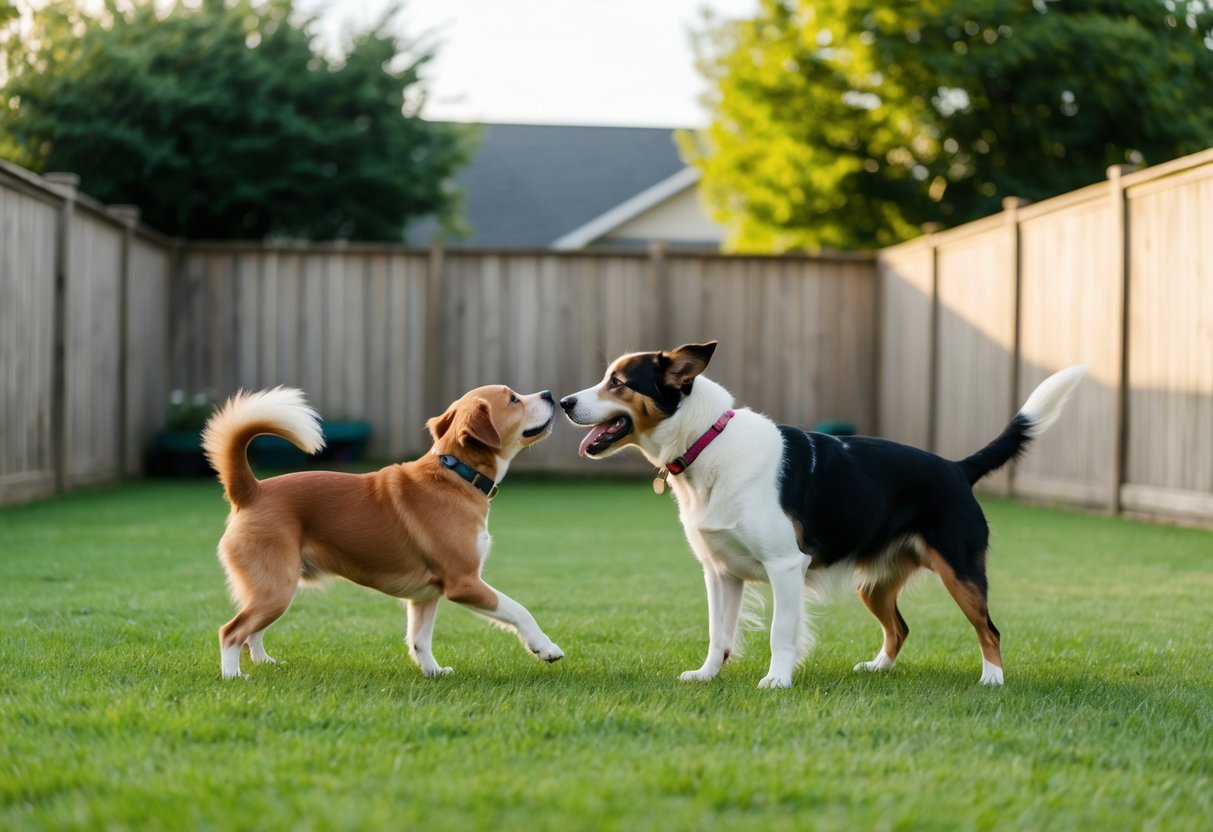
[509,393,519,404]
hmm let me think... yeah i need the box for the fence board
[364,255,389,458]
[125,237,171,473]
[1125,167,1213,497]
[0,177,58,501]
[405,253,430,452]
[875,244,933,447]
[234,251,260,390]
[386,254,412,456]
[64,210,123,485]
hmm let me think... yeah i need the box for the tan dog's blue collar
[439,454,498,500]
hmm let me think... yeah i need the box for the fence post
[108,205,140,476]
[1003,196,1028,497]
[44,172,79,495]
[1108,164,1133,516]
[926,241,940,454]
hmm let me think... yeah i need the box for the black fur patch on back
[777,426,990,580]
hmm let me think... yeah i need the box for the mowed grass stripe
[1,478,1210,831]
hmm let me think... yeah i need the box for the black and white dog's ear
[659,341,717,394]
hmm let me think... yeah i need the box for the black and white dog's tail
[959,365,1086,486]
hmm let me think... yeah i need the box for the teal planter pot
[248,435,310,469]
[811,420,857,436]
[149,431,212,477]
[249,421,372,469]
[320,421,372,463]
[149,421,373,475]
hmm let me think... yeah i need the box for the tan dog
[201,385,563,679]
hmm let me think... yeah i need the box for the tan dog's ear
[460,398,502,450]
[426,404,458,442]
[660,341,717,394]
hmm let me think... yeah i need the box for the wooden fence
[2,160,878,499]
[4,147,1212,526]
[171,244,878,471]
[0,162,175,504]
[878,148,1213,525]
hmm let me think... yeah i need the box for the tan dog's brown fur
[203,385,562,679]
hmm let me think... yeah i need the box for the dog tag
[653,470,669,495]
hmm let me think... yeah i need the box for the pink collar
[666,410,734,475]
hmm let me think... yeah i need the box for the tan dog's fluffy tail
[202,387,325,508]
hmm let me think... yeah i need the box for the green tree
[0,0,474,240]
[685,0,1213,251]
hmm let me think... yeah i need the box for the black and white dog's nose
[559,395,577,413]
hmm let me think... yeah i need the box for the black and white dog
[561,342,1084,689]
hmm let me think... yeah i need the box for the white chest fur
[667,409,804,583]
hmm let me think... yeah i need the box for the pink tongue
[579,423,612,457]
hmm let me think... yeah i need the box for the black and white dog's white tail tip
[1018,364,1086,438]
[959,364,1086,486]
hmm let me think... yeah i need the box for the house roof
[412,123,692,248]
[551,166,703,250]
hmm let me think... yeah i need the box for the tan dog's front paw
[422,665,454,678]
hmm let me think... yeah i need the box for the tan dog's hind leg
[245,628,277,665]
[446,577,564,663]
[218,539,298,679]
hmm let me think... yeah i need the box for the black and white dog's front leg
[757,559,807,689]
[680,567,744,682]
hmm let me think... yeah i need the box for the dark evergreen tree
[0,0,474,240]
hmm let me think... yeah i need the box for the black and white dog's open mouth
[577,415,632,457]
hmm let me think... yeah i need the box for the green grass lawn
[1,476,1210,831]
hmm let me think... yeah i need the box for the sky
[298,0,759,128]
